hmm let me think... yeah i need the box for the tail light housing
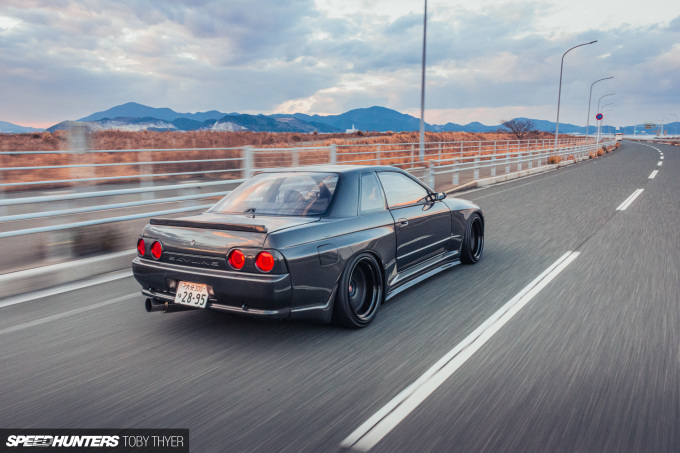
[151,241,163,260]
[137,238,146,257]
[227,248,285,273]
[255,251,275,273]
[228,249,245,270]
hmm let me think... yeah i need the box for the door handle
[397,218,409,226]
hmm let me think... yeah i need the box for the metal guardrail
[0,136,607,238]
[430,139,613,186]
[0,204,215,239]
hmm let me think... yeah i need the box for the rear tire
[461,213,484,264]
[333,253,383,328]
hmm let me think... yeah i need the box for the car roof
[260,164,404,176]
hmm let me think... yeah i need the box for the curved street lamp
[554,40,597,153]
[596,93,615,145]
[586,76,613,138]
[597,93,615,114]
[601,104,615,135]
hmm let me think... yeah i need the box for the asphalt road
[1,141,678,452]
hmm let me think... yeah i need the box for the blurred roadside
[0,127,598,299]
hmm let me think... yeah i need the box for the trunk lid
[143,212,319,260]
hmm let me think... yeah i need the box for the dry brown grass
[0,131,69,151]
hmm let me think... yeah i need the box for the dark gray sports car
[132,165,484,327]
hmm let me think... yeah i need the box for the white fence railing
[430,138,613,187]
[0,136,614,239]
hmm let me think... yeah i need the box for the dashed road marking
[616,189,644,211]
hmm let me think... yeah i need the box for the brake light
[256,251,275,273]
[137,238,146,257]
[151,241,163,260]
[228,249,245,270]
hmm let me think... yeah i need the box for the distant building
[345,124,358,134]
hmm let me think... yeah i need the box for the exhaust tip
[145,298,198,314]
[145,298,166,313]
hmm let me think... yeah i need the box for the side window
[360,173,386,213]
[377,172,428,208]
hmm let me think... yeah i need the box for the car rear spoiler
[150,218,268,233]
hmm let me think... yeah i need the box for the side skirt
[385,259,460,302]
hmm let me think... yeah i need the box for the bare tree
[498,119,537,140]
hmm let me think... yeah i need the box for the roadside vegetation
[498,119,539,140]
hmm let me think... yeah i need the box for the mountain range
[2,102,675,135]
[46,102,588,134]
[0,120,43,133]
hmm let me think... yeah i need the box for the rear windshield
[208,172,339,216]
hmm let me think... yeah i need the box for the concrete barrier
[0,250,136,298]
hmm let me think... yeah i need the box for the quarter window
[360,173,386,213]
[377,172,428,208]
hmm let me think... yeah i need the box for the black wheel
[461,213,484,264]
[333,253,383,328]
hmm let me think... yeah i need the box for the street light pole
[601,103,615,136]
[597,94,614,116]
[554,40,597,154]
[586,76,613,139]
[596,93,615,146]
[419,0,427,162]
[659,117,667,136]
[665,113,678,136]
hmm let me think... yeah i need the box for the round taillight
[228,249,245,270]
[151,241,163,260]
[256,251,275,273]
[137,238,146,257]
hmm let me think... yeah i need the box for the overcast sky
[1,0,678,128]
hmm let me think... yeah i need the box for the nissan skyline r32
[132,165,484,328]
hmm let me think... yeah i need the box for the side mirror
[426,192,447,204]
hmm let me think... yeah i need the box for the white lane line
[658,161,663,166]
[616,189,644,211]
[639,142,663,154]
[660,155,664,159]
[0,270,133,309]
[341,251,580,452]
[0,293,138,335]
[649,170,658,179]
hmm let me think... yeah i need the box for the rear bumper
[132,257,293,319]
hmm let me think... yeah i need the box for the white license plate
[174,281,209,308]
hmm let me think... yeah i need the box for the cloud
[0,0,679,127]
